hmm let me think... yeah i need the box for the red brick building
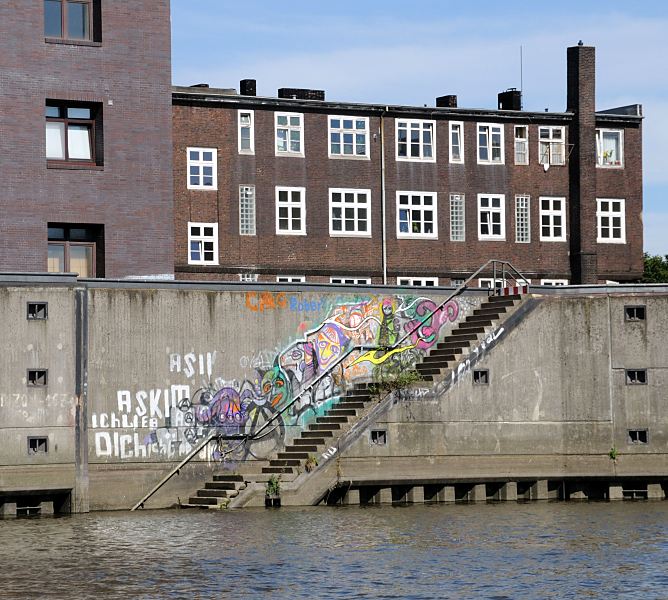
[0,0,173,278]
[173,45,643,286]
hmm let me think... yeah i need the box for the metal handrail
[131,259,527,509]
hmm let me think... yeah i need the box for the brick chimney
[567,44,598,284]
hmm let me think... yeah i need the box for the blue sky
[171,1,668,255]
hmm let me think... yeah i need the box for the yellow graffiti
[350,345,415,367]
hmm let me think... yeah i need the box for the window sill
[47,161,104,171]
[597,164,624,169]
[275,152,305,158]
[45,37,102,47]
[396,157,436,163]
[328,154,371,161]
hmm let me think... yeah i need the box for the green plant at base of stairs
[304,455,319,473]
[368,369,424,398]
[266,475,281,497]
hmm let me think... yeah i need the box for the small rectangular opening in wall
[624,305,646,321]
[27,302,48,320]
[625,369,647,385]
[628,429,649,444]
[28,436,48,455]
[473,369,489,385]
[370,430,386,445]
[27,369,48,387]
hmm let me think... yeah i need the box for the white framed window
[396,119,435,161]
[328,116,369,158]
[449,193,465,242]
[477,124,504,164]
[239,185,256,236]
[275,112,304,156]
[188,222,218,265]
[597,198,626,244]
[514,126,529,165]
[596,129,624,168]
[449,121,464,163]
[276,187,306,235]
[539,197,566,242]
[330,277,371,285]
[477,194,505,240]
[515,195,530,243]
[479,278,506,291]
[187,147,217,190]
[396,192,437,239]
[451,278,466,287]
[276,275,305,283]
[538,126,565,166]
[540,279,569,286]
[238,110,254,154]
[239,273,258,282]
[329,188,371,237]
[397,277,439,287]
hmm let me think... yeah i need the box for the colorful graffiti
[91,294,467,461]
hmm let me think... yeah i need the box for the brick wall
[0,0,173,278]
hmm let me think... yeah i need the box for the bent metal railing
[131,259,527,510]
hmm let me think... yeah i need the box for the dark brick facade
[173,46,643,285]
[0,0,173,278]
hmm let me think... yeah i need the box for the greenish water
[1,502,667,599]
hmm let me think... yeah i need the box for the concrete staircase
[182,291,525,509]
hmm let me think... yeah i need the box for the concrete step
[346,390,371,398]
[424,352,456,362]
[436,340,470,350]
[456,324,486,333]
[277,451,310,459]
[415,366,443,376]
[488,294,521,302]
[445,332,479,341]
[472,307,506,316]
[204,481,238,490]
[309,423,342,431]
[336,400,366,409]
[269,459,301,467]
[465,315,494,324]
[316,416,348,424]
[197,489,235,498]
[292,431,334,446]
[262,467,294,474]
[187,496,219,506]
[213,474,244,482]
[484,299,518,308]
[328,408,357,416]
[179,503,215,510]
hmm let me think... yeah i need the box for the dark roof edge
[172,90,573,120]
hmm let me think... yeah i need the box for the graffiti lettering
[245,292,288,312]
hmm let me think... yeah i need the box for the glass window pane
[289,116,300,126]
[47,244,65,273]
[46,121,66,159]
[67,107,91,119]
[45,106,60,118]
[67,1,89,39]
[67,124,92,159]
[44,0,63,37]
[277,115,288,125]
[69,245,93,277]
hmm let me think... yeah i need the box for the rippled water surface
[1,502,667,599]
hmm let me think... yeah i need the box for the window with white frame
[396,192,437,238]
[187,148,217,190]
[239,273,258,282]
[330,277,371,285]
[514,126,529,165]
[449,121,464,163]
[188,222,218,265]
[329,116,369,158]
[479,278,506,291]
[396,119,435,161]
[450,194,465,241]
[239,185,256,236]
[538,126,565,165]
[596,129,623,167]
[397,277,439,287]
[275,112,303,156]
[276,187,306,234]
[329,189,371,236]
[515,195,530,243]
[597,198,626,243]
[539,197,566,241]
[238,110,254,154]
[477,194,505,240]
[451,278,466,287]
[477,124,504,164]
[540,279,569,286]
[276,275,305,283]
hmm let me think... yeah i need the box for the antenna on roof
[520,45,523,110]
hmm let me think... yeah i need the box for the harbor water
[1,501,667,599]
